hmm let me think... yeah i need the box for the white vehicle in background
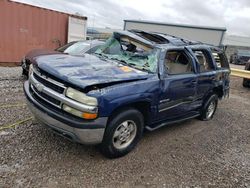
[21,40,104,76]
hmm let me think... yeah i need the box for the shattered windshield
[94,34,159,73]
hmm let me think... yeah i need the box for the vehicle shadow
[36,117,198,160]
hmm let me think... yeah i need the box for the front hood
[34,54,150,89]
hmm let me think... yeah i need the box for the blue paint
[32,31,230,130]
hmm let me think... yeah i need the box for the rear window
[192,50,213,72]
[212,51,229,69]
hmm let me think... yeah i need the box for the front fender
[99,92,156,117]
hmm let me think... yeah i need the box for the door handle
[160,99,170,103]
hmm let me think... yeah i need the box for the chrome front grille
[30,70,65,108]
[33,69,66,94]
[31,84,61,107]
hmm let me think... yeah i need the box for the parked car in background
[21,40,104,76]
[230,49,250,65]
[243,59,250,88]
[23,30,230,158]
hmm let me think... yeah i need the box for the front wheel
[199,94,218,121]
[100,108,144,158]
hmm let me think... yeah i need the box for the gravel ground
[0,67,250,187]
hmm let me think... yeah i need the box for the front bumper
[24,81,107,144]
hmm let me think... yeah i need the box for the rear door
[188,47,217,101]
[211,49,230,97]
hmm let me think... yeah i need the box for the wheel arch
[213,85,224,99]
[107,100,152,127]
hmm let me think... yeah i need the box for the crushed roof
[114,30,221,51]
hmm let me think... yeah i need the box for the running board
[145,113,200,131]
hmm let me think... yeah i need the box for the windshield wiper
[129,53,148,59]
[94,53,108,60]
[109,57,129,66]
[94,52,103,57]
[126,63,153,73]
[140,67,153,73]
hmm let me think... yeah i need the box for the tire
[199,94,218,121]
[100,108,144,158]
[243,79,249,88]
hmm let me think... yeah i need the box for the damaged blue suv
[24,30,230,158]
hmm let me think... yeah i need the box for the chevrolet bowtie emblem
[35,83,44,92]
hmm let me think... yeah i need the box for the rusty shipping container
[0,0,87,65]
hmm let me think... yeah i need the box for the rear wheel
[100,108,144,158]
[243,78,249,88]
[199,94,218,121]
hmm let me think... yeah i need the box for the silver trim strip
[159,101,191,112]
[159,99,170,103]
[29,73,98,113]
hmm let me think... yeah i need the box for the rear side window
[212,51,229,69]
[164,50,193,75]
[192,50,213,72]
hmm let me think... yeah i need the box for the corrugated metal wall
[0,0,70,64]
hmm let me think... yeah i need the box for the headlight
[66,87,97,106]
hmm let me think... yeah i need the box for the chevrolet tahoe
[24,30,230,158]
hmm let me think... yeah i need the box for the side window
[164,50,193,75]
[193,50,213,72]
[212,51,229,69]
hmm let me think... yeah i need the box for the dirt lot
[0,67,250,187]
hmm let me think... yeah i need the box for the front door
[158,48,198,121]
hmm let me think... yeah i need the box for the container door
[68,16,87,42]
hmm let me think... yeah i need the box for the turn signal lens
[82,112,98,119]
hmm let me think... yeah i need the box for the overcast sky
[13,0,250,37]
